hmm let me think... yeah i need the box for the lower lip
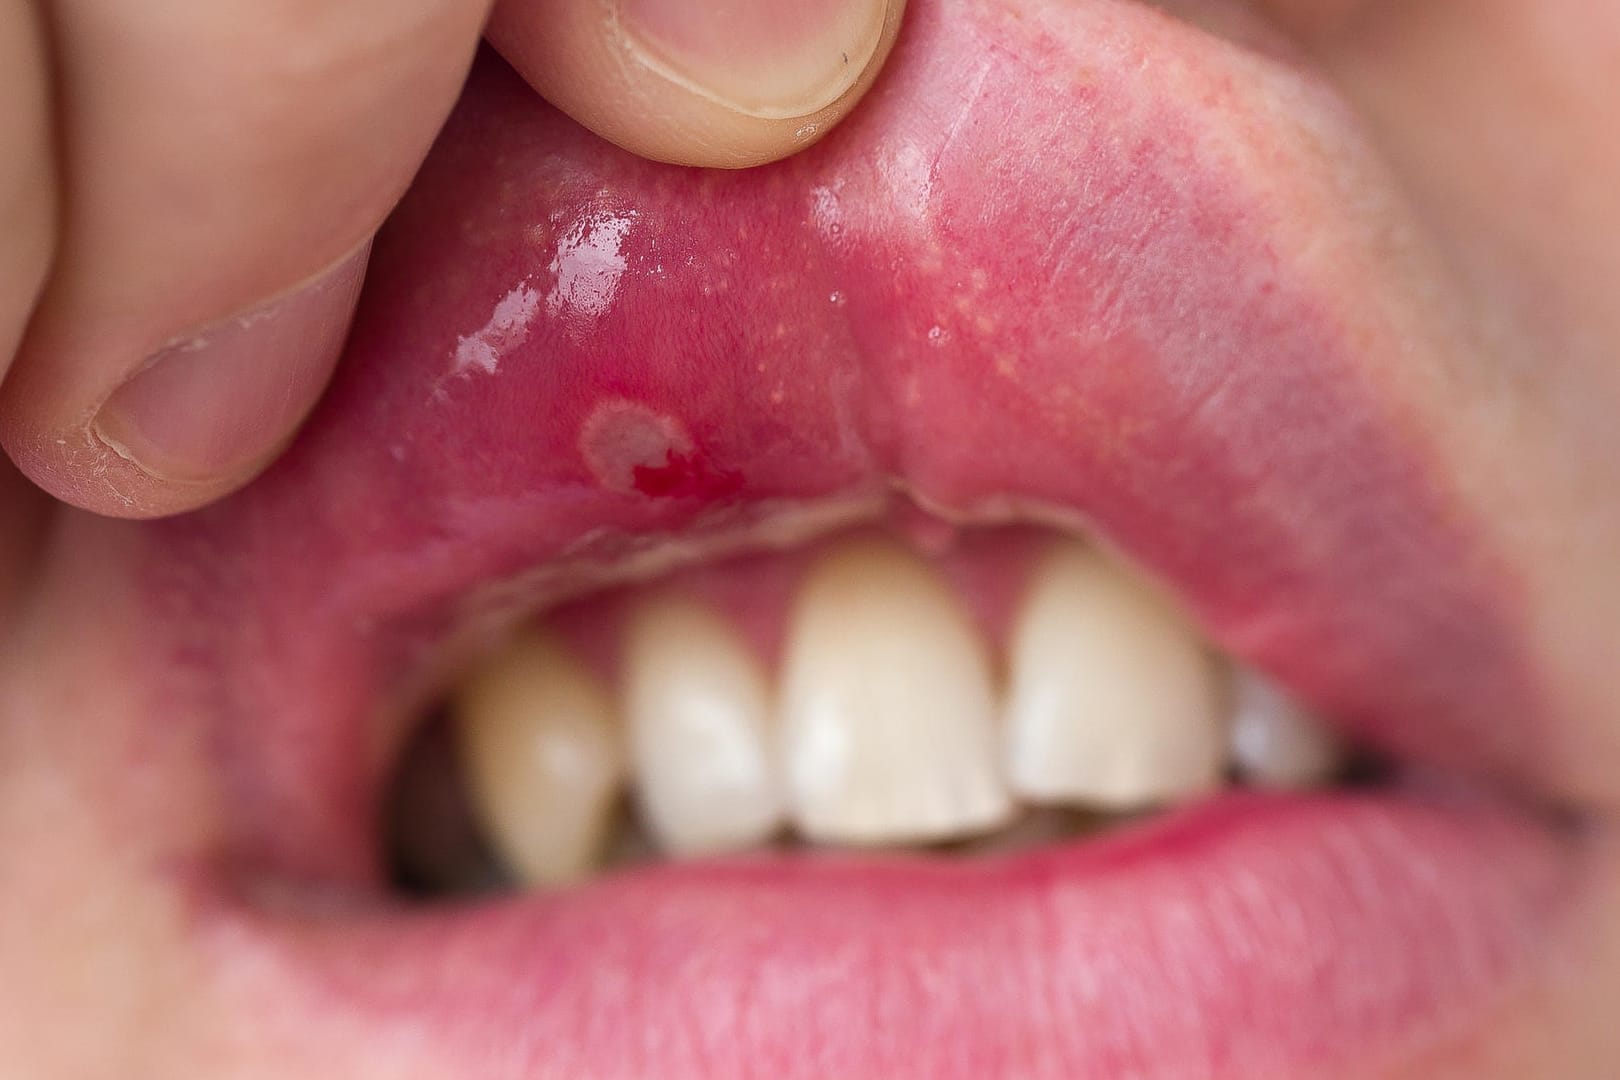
[194,786,1581,1079]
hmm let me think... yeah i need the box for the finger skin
[1,0,493,517]
[488,0,907,168]
[0,0,54,374]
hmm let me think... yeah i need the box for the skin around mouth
[3,0,1618,1077]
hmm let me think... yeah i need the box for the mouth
[81,0,1600,1076]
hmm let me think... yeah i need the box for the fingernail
[616,0,889,119]
[92,246,369,485]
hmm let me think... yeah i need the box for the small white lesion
[578,399,694,495]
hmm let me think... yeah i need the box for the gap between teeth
[449,535,1345,889]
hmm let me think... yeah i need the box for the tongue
[143,0,1540,881]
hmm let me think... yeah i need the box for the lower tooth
[453,631,624,888]
[624,594,784,856]
[1003,540,1225,810]
[1228,667,1345,788]
[779,538,1015,846]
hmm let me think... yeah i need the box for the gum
[544,520,1058,687]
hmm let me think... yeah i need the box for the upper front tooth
[1228,666,1345,788]
[623,593,784,856]
[453,630,624,887]
[1003,540,1225,810]
[779,537,1015,845]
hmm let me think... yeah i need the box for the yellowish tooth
[1228,667,1345,788]
[624,594,784,856]
[453,630,623,888]
[780,537,1015,845]
[1004,540,1225,810]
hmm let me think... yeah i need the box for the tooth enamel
[453,631,624,887]
[624,594,784,856]
[1004,541,1225,810]
[1228,667,1345,789]
[779,538,1014,845]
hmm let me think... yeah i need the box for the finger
[0,0,493,518]
[488,0,906,169]
[0,0,54,374]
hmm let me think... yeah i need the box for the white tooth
[1004,541,1225,810]
[453,631,623,887]
[624,594,784,856]
[780,538,1014,845]
[1228,667,1345,789]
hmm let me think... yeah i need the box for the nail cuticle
[612,0,889,120]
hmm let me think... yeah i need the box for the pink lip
[197,790,1574,1080]
[106,0,1583,1073]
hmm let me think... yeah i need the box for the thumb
[489,0,906,168]
[1,0,492,519]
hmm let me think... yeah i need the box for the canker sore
[579,401,743,499]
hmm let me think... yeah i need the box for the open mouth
[386,520,1364,894]
[67,0,1600,1076]
[348,508,1577,1080]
